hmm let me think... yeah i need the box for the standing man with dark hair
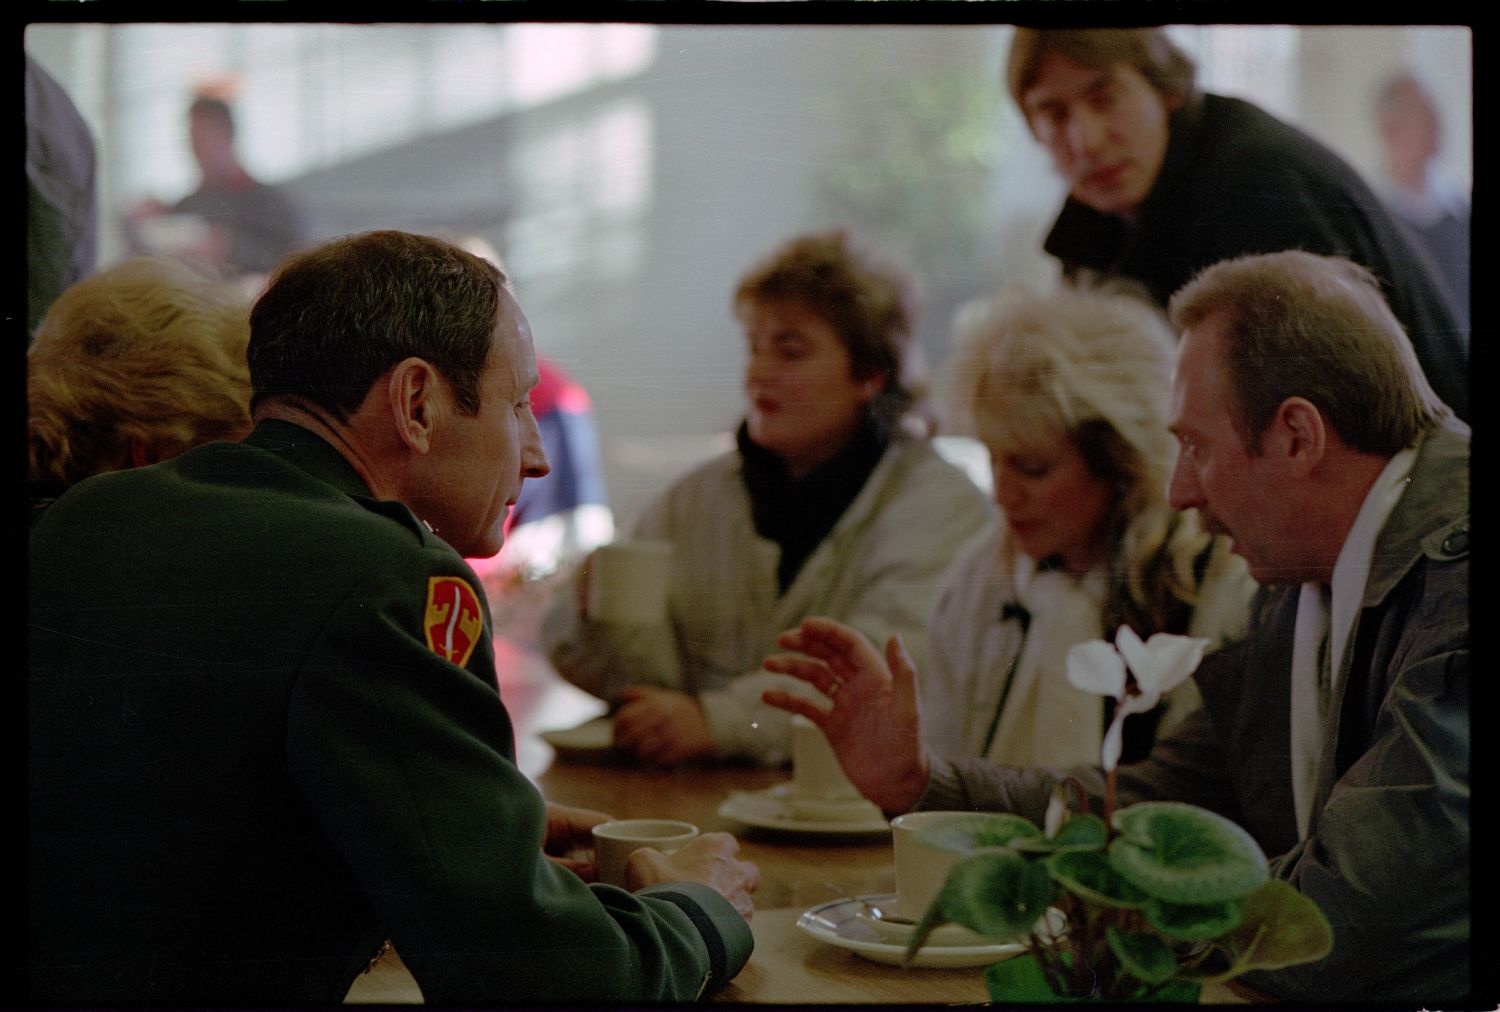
[29,230,758,1005]
[1006,27,1469,422]
[127,92,307,278]
[763,249,1469,1004]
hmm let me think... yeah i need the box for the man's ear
[1271,396,1328,478]
[386,357,442,454]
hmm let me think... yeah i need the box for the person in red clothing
[501,355,612,550]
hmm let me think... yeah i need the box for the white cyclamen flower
[1066,626,1210,771]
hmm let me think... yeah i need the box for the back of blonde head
[943,284,1215,634]
[29,256,253,488]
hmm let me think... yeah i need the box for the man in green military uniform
[28,230,758,1004]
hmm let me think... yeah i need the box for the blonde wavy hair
[942,284,1216,636]
[29,256,253,488]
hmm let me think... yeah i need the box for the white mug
[890,811,973,922]
[590,818,699,888]
[789,713,862,802]
[585,540,675,624]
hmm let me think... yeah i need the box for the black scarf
[737,419,887,593]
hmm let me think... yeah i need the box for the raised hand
[761,616,929,815]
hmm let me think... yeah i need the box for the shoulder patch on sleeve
[423,576,484,667]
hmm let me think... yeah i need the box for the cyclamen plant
[903,628,1333,1002]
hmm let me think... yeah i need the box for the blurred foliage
[814,35,1009,292]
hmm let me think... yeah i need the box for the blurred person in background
[1373,69,1469,330]
[919,285,1254,768]
[26,52,98,338]
[542,229,994,767]
[126,86,307,285]
[1008,27,1469,421]
[28,255,254,521]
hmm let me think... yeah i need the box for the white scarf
[982,554,1107,768]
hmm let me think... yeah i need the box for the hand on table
[626,832,760,921]
[543,801,615,881]
[612,686,715,766]
[761,616,930,815]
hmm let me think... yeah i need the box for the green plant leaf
[1143,897,1242,940]
[1215,879,1334,974]
[987,951,1202,1003]
[940,849,1056,939]
[986,953,1073,1002]
[901,847,1042,965]
[1014,812,1108,854]
[1106,927,1180,985]
[1108,802,1268,904]
[1046,849,1148,908]
[913,812,1042,854]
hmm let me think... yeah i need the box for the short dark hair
[247,230,505,420]
[189,96,236,135]
[1007,28,1198,112]
[1168,250,1449,454]
[733,229,916,432]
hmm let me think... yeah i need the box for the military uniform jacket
[1043,93,1470,422]
[28,420,751,1005]
[918,425,1470,1004]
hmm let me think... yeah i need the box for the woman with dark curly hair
[542,229,993,766]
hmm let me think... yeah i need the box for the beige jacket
[542,433,995,764]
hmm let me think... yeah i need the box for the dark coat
[27,420,750,1005]
[1043,93,1469,421]
[921,425,1470,1004]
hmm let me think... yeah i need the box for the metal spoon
[820,884,917,925]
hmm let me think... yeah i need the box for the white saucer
[854,909,990,948]
[538,716,620,760]
[717,784,890,836]
[797,894,1028,969]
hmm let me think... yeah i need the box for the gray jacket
[918,424,1470,1004]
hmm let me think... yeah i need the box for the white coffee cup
[890,811,973,922]
[585,540,675,624]
[789,714,863,804]
[590,818,699,888]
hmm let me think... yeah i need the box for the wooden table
[344,637,1258,1004]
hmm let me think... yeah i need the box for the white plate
[538,716,620,760]
[716,784,890,836]
[797,895,1029,969]
[854,909,990,948]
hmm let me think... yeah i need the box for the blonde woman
[918,285,1257,767]
[29,255,253,515]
